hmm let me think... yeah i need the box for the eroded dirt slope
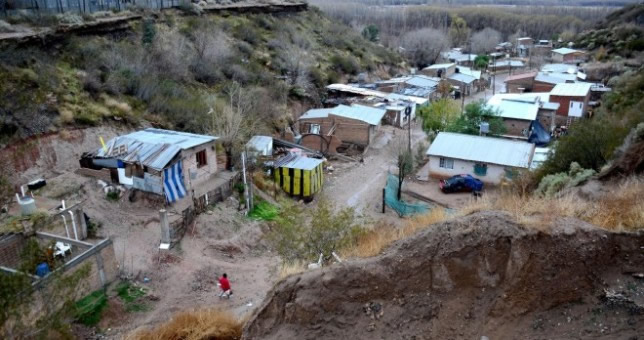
[243,211,644,340]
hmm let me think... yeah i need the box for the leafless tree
[400,28,450,67]
[470,28,503,55]
[388,134,413,201]
[192,28,233,67]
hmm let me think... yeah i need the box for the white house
[426,132,535,184]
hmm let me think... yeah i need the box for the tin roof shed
[550,83,592,97]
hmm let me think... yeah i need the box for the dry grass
[278,261,307,280]
[461,177,644,231]
[126,308,244,340]
[343,208,450,258]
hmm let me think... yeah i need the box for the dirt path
[323,124,427,220]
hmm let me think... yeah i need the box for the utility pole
[405,106,412,155]
[492,54,497,95]
[461,84,465,113]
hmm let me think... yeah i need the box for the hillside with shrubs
[0,7,402,144]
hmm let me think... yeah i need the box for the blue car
[439,174,483,193]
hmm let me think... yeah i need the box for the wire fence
[1,0,183,16]
[384,174,430,217]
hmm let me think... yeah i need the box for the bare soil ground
[243,211,644,340]
[323,124,428,222]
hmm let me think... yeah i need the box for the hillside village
[0,0,643,339]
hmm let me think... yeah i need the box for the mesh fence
[384,174,429,217]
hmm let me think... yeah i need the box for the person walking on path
[218,273,233,299]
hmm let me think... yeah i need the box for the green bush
[329,54,360,75]
[535,162,596,197]
[248,200,279,221]
[75,289,108,326]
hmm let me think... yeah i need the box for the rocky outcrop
[244,211,644,339]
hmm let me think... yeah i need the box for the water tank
[480,122,490,134]
[18,196,36,216]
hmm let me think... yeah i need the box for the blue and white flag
[163,161,187,203]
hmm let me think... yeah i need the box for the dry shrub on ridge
[343,208,449,258]
[127,308,244,340]
[461,177,644,231]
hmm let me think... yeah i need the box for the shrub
[268,199,364,264]
[329,54,360,75]
[75,289,108,326]
[126,308,243,340]
[535,162,596,197]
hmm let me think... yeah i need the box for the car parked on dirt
[439,174,483,193]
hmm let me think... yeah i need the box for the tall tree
[418,98,460,134]
[361,25,380,42]
[446,101,506,136]
[448,15,470,48]
[470,28,502,54]
[400,28,450,68]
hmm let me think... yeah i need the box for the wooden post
[159,209,170,244]
[382,188,386,213]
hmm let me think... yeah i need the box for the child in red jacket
[218,273,233,299]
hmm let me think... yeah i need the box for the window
[309,124,321,134]
[474,163,488,176]
[196,150,207,168]
[439,157,454,169]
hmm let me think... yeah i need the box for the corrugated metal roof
[246,136,273,155]
[535,73,569,85]
[552,47,581,55]
[487,94,539,121]
[386,93,428,105]
[550,83,592,97]
[331,105,387,126]
[455,66,481,80]
[299,108,334,120]
[405,75,440,88]
[97,128,216,170]
[397,86,434,98]
[426,132,534,168]
[448,72,476,84]
[424,63,455,70]
[299,105,386,126]
[504,71,537,82]
[493,60,525,68]
[541,63,578,74]
[326,83,387,97]
[274,154,323,170]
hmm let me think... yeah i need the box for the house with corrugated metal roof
[487,93,560,137]
[551,48,586,63]
[426,132,535,184]
[297,104,387,152]
[549,83,593,125]
[81,128,223,208]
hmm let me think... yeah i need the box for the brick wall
[502,118,531,137]
[299,116,373,146]
[549,94,590,116]
[506,78,535,93]
[533,81,555,93]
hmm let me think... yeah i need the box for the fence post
[382,188,386,213]
[159,209,170,244]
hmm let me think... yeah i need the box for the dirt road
[323,123,427,219]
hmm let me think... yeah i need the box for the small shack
[273,154,324,199]
[246,136,273,158]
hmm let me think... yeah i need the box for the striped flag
[163,161,186,203]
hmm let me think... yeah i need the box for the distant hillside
[0,7,402,143]
[575,3,644,57]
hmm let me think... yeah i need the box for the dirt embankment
[243,211,644,340]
